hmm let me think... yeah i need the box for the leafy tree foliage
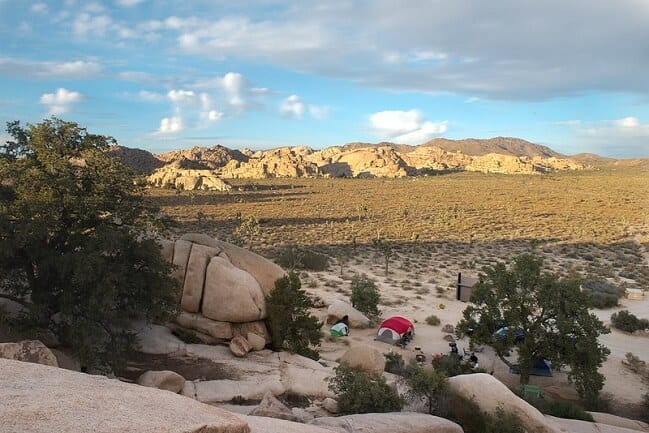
[328,363,403,414]
[405,365,449,415]
[0,118,178,369]
[350,274,381,317]
[457,254,610,402]
[265,272,322,360]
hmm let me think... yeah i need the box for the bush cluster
[384,352,406,375]
[524,397,594,421]
[581,279,620,309]
[425,314,441,326]
[447,395,525,433]
[265,273,322,360]
[611,310,649,333]
[328,364,403,414]
[350,275,381,317]
[275,245,329,271]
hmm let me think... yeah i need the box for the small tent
[510,358,553,377]
[376,316,415,344]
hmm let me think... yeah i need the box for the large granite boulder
[310,412,463,433]
[181,244,221,312]
[326,299,370,328]
[176,312,233,340]
[163,235,285,345]
[209,239,286,296]
[0,358,249,433]
[202,256,266,323]
[171,239,193,285]
[449,373,562,433]
[339,344,386,374]
[0,340,58,367]
[249,391,299,422]
[137,370,186,393]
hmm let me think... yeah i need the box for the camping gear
[376,316,415,345]
[330,322,349,337]
[509,358,553,377]
[521,384,542,399]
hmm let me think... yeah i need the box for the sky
[1,0,649,157]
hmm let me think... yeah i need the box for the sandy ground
[305,242,649,417]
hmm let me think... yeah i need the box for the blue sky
[1,0,648,157]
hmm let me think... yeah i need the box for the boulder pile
[159,233,285,356]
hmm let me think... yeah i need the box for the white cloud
[0,57,102,79]
[309,105,331,120]
[39,88,83,115]
[158,116,183,134]
[167,89,195,103]
[199,93,212,110]
[615,117,639,128]
[201,110,224,122]
[370,109,447,144]
[149,1,649,101]
[30,2,48,14]
[73,13,112,36]
[117,71,157,83]
[561,117,649,158]
[280,95,305,119]
[222,72,246,109]
[138,90,163,102]
[115,0,144,7]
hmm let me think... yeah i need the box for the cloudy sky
[1,0,648,157]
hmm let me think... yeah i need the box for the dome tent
[376,316,414,344]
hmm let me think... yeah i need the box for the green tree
[405,366,449,415]
[328,363,403,414]
[350,274,381,317]
[265,273,322,360]
[0,118,178,369]
[456,254,610,401]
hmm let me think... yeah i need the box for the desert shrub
[484,406,525,433]
[439,303,446,309]
[328,364,403,414]
[426,314,441,326]
[431,354,483,377]
[266,273,322,360]
[641,393,649,422]
[447,396,524,433]
[524,397,594,421]
[384,351,406,375]
[405,366,449,415]
[275,245,329,271]
[350,275,381,317]
[581,279,620,309]
[611,310,649,333]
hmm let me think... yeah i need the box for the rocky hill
[422,137,562,158]
[103,138,598,189]
[106,145,164,174]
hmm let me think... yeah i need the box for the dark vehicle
[493,326,525,343]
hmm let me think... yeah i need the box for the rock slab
[137,370,186,393]
[0,340,58,367]
[0,358,249,433]
[311,412,463,433]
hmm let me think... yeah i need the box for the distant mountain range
[107,137,647,187]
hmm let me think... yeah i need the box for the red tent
[376,316,415,344]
